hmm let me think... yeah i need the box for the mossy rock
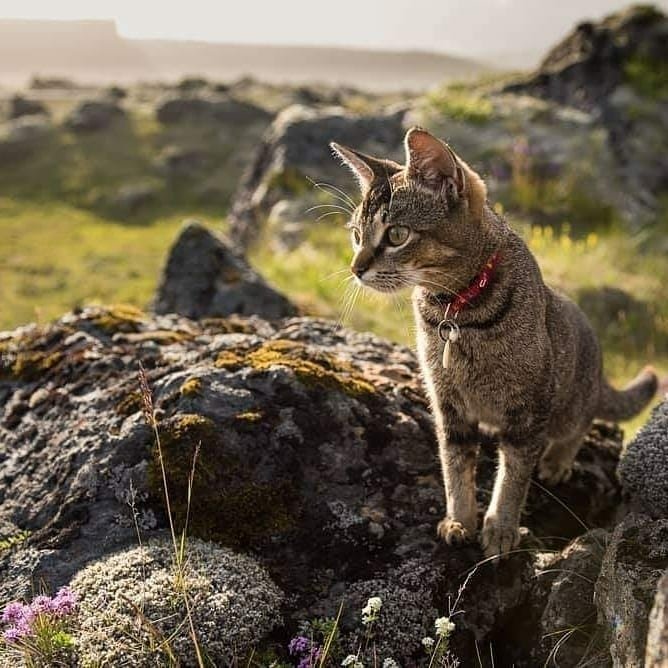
[147,413,299,548]
[89,304,146,334]
[215,339,376,396]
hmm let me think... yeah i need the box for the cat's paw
[537,457,573,486]
[436,517,472,546]
[480,516,520,558]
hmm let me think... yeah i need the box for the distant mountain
[0,20,491,91]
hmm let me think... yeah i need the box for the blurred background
[1,0,666,432]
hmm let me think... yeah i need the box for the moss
[121,329,192,344]
[625,54,668,99]
[147,412,299,548]
[266,166,309,195]
[201,316,256,334]
[235,411,263,422]
[115,390,143,416]
[179,377,202,397]
[425,87,493,124]
[0,530,31,554]
[11,350,63,381]
[90,304,146,333]
[214,350,245,369]
[215,340,375,396]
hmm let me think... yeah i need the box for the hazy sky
[2,0,668,59]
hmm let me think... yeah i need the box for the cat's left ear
[404,127,466,203]
[330,142,401,194]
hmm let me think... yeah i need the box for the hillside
[0,20,490,92]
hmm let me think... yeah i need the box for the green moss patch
[148,413,298,547]
[89,304,146,333]
[0,329,68,381]
[214,339,376,396]
[179,377,203,397]
[0,530,31,554]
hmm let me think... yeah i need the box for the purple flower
[49,587,78,616]
[2,627,22,643]
[31,595,53,614]
[288,635,310,655]
[1,602,27,625]
[297,645,322,668]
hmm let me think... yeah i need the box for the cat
[330,126,658,557]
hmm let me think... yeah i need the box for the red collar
[441,251,502,317]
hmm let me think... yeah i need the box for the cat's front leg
[436,421,480,545]
[481,438,544,558]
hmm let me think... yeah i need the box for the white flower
[434,616,456,638]
[361,596,383,625]
[382,659,400,668]
[341,656,364,668]
[421,636,435,649]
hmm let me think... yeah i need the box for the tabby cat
[331,127,658,557]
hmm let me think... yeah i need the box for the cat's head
[330,127,488,294]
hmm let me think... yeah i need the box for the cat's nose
[351,260,372,277]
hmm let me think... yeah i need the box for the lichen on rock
[71,537,284,666]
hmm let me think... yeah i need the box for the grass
[423,84,494,125]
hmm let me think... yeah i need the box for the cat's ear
[330,142,400,193]
[404,127,466,203]
[330,143,374,191]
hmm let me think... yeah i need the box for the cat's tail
[595,366,659,422]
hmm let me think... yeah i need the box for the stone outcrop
[64,99,126,132]
[0,301,635,664]
[153,221,297,320]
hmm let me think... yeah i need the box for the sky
[1,0,667,60]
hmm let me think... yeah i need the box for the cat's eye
[351,228,361,246]
[386,225,410,246]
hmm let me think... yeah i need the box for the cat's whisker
[306,204,353,215]
[315,211,349,222]
[307,176,357,209]
[319,267,352,283]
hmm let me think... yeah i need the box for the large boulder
[65,99,125,132]
[155,93,270,125]
[153,221,297,320]
[0,115,52,164]
[595,513,668,667]
[8,95,49,120]
[0,303,627,664]
[228,104,407,251]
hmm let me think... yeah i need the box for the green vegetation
[625,54,668,99]
[423,85,493,124]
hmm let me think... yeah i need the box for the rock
[0,304,626,664]
[0,115,52,164]
[65,99,125,132]
[153,222,297,320]
[8,95,49,119]
[535,530,610,667]
[504,6,668,113]
[502,5,668,220]
[155,93,270,125]
[72,537,283,666]
[107,182,159,217]
[155,145,210,178]
[619,399,668,518]
[228,104,407,251]
[646,570,668,667]
[595,513,668,667]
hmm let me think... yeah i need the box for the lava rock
[153,221,297,320]
[65,99,125,132]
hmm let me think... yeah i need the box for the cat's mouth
[354,270,406,293]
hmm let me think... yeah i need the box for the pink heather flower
[288,635,310,655]
[31,595,53,614]
[50,587,78,616]
[2,627,22,643]
[1,602,26,624]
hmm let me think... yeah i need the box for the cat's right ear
[329,142,375,193]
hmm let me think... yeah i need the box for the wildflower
[31,595,52,614]
[342,655,364,668]
[434,616,455,638]
[2,627,22,643]
[382,659,400,668]
[50,587,78,616]
[2,602,26,624]
[361,596,382,625]
[421,636,435,650]
[288,635,310,655]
